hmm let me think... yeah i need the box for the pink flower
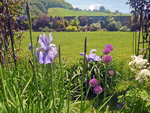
[89,78,99,87]
[109,70,114,76]
[103,48,111,55]
[105,44,113,51]
[94,86,103,94]
[102,55,112,63]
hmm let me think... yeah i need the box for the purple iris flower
[36,33,57,64]
[29,43,34,50]
[80,49,101,62]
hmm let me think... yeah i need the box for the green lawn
[21,31,134,65]
[47,8,131,17]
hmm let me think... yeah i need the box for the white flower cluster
[135,69,150,83]
[129,55,150,83]
[129,55,149,70]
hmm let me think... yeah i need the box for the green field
[21,31,134,64]
[47,8,131,17]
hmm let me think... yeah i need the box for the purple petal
[49,33,53,44]
[38,34,45,47]
[87,53,96,61]
[29,43,31,46]
[80,53,84,56]
[42,33,48,46]
[43,52,53,64]
[95,55,101,61]
[49,47,57,59]
[37,51,44,64]
[89,49,97,53]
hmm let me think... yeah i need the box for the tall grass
[0,2,132,113]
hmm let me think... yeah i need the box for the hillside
[28,0,73,16]
[47,8,131,17]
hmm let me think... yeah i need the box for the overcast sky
[65,0,131,14]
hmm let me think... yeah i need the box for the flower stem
[81,37,87,113]
[49,63,55,113]
[104,63,108,99]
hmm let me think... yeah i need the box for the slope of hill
[47,8,131,17]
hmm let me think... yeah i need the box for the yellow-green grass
[21,31,136,65]
[47,8,131,17]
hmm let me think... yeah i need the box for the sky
[65,0,132,14]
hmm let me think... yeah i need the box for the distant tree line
[26,0,122,16]
[69,6,122,15]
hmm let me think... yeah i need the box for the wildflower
[94,86,103,94]
[109,70,114,76]
[102,55,112,63]
[117,104,122,109]
[103,48,111,55]
[104,44,113,51]
[80,49,101,62]
[36,33,57,64]
[121,102,125,105]
[89,78,99,87]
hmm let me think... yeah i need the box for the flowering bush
[66,26,77,31]
[90,22,101,31]
[129,55,150,83]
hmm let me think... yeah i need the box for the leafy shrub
[107,21,119,31]
[32,15,50,31]
[119,25,128,32]
[70,17,80,27]
[83,25,88,31]
[48,29,55,32]
[66,26,77,31]
[88,26,94,31]
[118,88,150,113]
[64,19,70,27]
[55,20,61,28]
[126,29,130,32]
[48,22,53,29]
[42,26,49,32]
[100,29,107,31]
[78,26,83,31]
[38,27,43,31]
[90,22,101,31]
[60,22,66,28]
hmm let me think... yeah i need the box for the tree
[115,10,119,14]
[74,7,80,11]
[93,9,98,12]
[99,6,105,12]
[105,9,111,14]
